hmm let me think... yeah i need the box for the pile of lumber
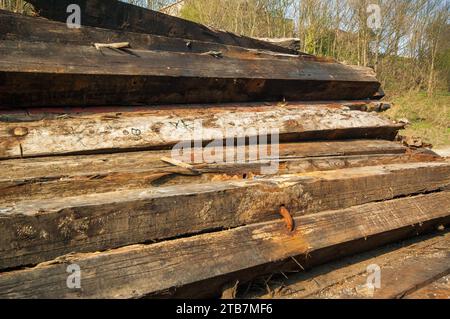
[0,0,448,299]
[242,230,450,299]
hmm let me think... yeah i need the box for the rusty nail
[279,206,295,232]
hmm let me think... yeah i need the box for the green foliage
[386,91,450,147]
[179,2,201,22]
[0,0,34,14]
[179,0,296,38]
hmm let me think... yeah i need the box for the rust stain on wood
[280,206,295,232]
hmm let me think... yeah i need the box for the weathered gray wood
[0,191,448,299]
[0,162,448,270]
[0,100,392,119]
[0,139,420,203]
[0,40,381,107]
[0,103,402,159]
[26,0,298,55]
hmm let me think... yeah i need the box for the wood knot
[12,127,29,137]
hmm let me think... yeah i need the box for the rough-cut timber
[0,10,305,58]
[307,235,450,299]
[0,103,402,159]
[0,0,446,301]
[0,192,448,299]
[245,231,450,299]
[2,140,429,203]
[27,0,297,55]
[0,40,381,107]
[0,162,448,270]
[405,275,450,299]
[0,100,392,118]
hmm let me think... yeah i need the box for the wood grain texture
[1,140,440,204]
[0,162,448,270]
[0,10,306,58]
[405,275,450,299]
[26,0,298,54]
[0,100,393,118]
[0,40,380,107]
[246,230,450,299]
[0,191,448,299]
[0,40,377,81]
[0,103,402,159]
[308,236,450,299]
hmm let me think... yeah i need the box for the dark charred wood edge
[26,0,299,55]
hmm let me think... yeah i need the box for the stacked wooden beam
[0,8,381,107]
[0,1,448,299]
[242,231,450,299]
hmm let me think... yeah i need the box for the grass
[385,91,450,148]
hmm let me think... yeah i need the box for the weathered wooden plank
[0,192,448,299]
[26,0,297,54]
[244,230,450,299]
[0,10,306,58]
[307,237,450,299]
[0,40,377,81]
[0,103,402,159]
[0,139,422,203]
[0,100,392,117]
[159,220,450,298]
[0,40,380,107]
[0,162,448,270]
[405,275,450,299]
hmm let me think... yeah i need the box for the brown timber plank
[405,275,450,299]
[0,139,419,203]
[0,40,380,107]
[245,230,450,299]
[0,103,402,159]
[26,0,298,54]
[0,192,448,299]
[0,100,392,118]
[308,235,450,299]
[0,40,377,81]
[0,162,449,270]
